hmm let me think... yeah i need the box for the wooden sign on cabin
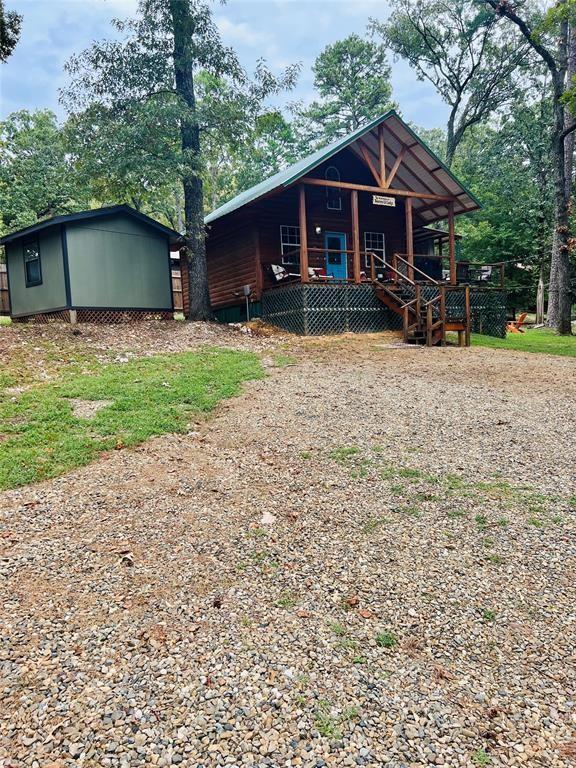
[372,194,396,207]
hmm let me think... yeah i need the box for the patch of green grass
[362,516,388,533]
[570,496,576,510]
[0,316,11,326]
[376,631,398,649]
[470,328,576,358]
[527,516,545,528]
[397,467,422,479]
[390,483,404,495]
[471,748,492,766]
[0,348,263,490]
[352,655,367,665]
[299,450,312,460]
[328,621,347,637]
[481,609,496,622]
[447,509,466,519]
[475,514,488,531]
[487,554,504,565]
[314,701,359,739]
[329,445,360,462]
[275,592,297,609]
[272,353,296,367]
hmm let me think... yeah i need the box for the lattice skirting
[75,310,173,324]
[262,284,507,338]
[12,309,174,324]
[262,283,402,336]
[12,309,73,324]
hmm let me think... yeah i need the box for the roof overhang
[205,110,480,226]
[0,205,182,245]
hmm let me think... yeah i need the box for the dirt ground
[1,321,575,768]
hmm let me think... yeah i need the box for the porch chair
[270,264,300,282]
[506,312,528,334]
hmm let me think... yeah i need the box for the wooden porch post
[378,124,386,187]
[448,200,456,285]
[405,197,414,282]
[299,185,309,283]
[351,189,361,284]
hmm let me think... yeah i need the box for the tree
[482,0,575,334]
[0,110,87,234]
[373,0,529,166]
[0,0,21,62]
[453,90,555,311]
[298,34,395,145]
[62,0,298,320]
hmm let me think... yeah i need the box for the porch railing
[265,249,505,289]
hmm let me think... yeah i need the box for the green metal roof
[0,205,182,245]
[205,110,481,226]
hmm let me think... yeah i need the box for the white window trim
[280,224,300,265]
[364,231,386,269]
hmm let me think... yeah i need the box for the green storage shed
[0,205,181,323]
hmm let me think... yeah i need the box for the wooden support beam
[357,139,381,186]
[405,197,414,282]
[351,189,361,284]
[385,147,407,189]
[378,124,386,187]
[299,185,309,283]
[448,200,456,285]
[301,176,453,202]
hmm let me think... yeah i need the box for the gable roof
[0,205,182,245]
[205,110,480,227]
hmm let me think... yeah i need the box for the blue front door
[324,232,347,280]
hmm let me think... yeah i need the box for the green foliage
[0,348,262,490]
[376,631,398,649]
[0,110,89,235]
[375,0,529,163]
[471,749,491,766]
[298,34,395,145]
[0,0,21,62]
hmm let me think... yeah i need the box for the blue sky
[0,0,449,129]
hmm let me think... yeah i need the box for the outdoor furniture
[506,312,528,334]
[270,264,300,282]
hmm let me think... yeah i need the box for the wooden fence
[172,268,183,312]
[0,265,9,315]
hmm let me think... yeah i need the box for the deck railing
[265,249,505,290]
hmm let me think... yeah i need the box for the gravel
[1,325,575,767]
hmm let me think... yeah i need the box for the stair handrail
[367,251,416,286]
[393,253,439,285]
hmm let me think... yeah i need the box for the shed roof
[0,205,182,245]
[205,110,480,227]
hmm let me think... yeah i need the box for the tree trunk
[169,0,213,321]
[547,17,573,335]
[536,265,545,325]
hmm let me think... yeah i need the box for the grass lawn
[469,328,576,358]
[0,348,262,490]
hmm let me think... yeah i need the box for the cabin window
[280,225,300,265]
[364,231,386,268]
[23,239,42,287]
[325,166,342,211]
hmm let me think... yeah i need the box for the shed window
[364,231,386,268]
[325,166,342,211]
[280,225,300,265]
[23,239,42,287]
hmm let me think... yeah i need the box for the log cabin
[183,110,507,343]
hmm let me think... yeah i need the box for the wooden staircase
[367,252,471,347]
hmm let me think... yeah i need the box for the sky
[0,0,449,129]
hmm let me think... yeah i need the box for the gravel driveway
[1,328,575,768]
